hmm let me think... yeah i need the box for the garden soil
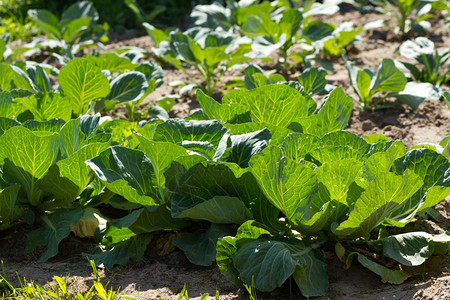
[1,7,450,300]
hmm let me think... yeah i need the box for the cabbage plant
[145,24,250,96]
[0,83,448,298]
[370,0,446,35]
[0,115,112,262]
[218,138,450,296]
[320,22,363,58]
[80,85,449,297]
[0,54,163,122]
[82,84,353,267]
[346,57,407,109]
[346,55,442,110]
[27,1,108,58]
[397,37,450,86]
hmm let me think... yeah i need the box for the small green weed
[1,261,222,300]
[0,260,122,300]
[244,278,260,300]
[157,284,219,300]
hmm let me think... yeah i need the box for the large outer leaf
[298,88,353,136]
[135,135,193,202]
[244,69,285,90]
[352,253,409,284]
[283,136,369,233]
[292,251,328,297]
[80,113,101,137]
[381,232,450,266]
[216,236,242,287]
[393,149,449,208]
[216,220,274,288]
[235,2,273,27]
[222,84,308,127]
[310,146,362,165]
[38,142,109,208]
[203,47,230,70]
[249,146,317,222]
[172,34,197,65]
[170,162,279,228]
[86,146,159,206]
[0,126,59,206]
[249,34,287,59]
[174,224,235,266]
[143,22,169,47]
[58,115,107,158]
[102,211,139,245]
[440,135,450,160]
[323,27,363,57]
[86,233,152,269]
[59,58,110,115]
[241,14,274,38]
[335,170,423,239]
[233,240,303,292]
[233,239,327,296]
[105,71,148,104]
[386,149,450,226]
[304,3,339,17]
[25,208,83,262]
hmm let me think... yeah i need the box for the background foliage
[0,0,215,30]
